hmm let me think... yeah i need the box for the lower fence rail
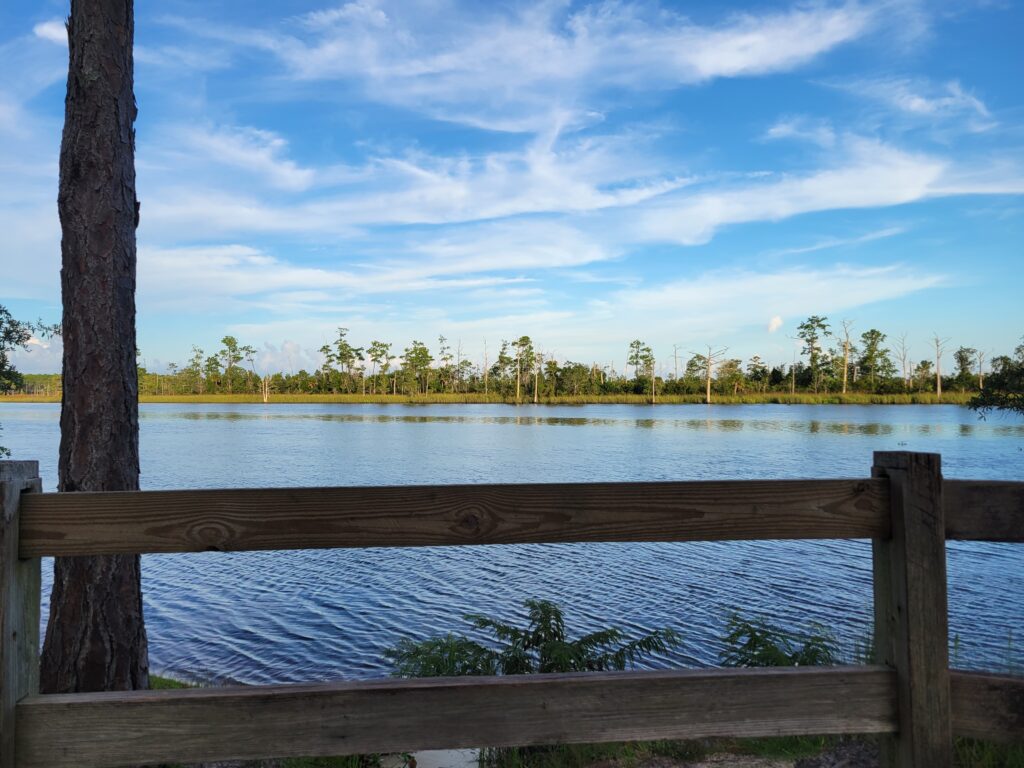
[950,671,1024,743]
[17,666,897,768]
[17,667,1023,768]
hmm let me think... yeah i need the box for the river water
[1,402,1021,683]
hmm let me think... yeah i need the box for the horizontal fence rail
[943,480,1024,542]
[18,479,893,556]
[3,454,1023,768]
[950,671,1024,743]
[13,668,1022,768]
[17,478,1024,558]
[16,666,898,768]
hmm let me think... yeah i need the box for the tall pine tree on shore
[40,0,149,694]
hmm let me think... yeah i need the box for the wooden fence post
[872,451,952,766]
[1,461,42,768]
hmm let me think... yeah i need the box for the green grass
[480,740,706,768]
[280,757,380,768]
[717,735,837,760]
[3,391,975,405]
[149,674,191,690]
[955,737,1024,768]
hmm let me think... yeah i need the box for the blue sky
[1,0,1022,376]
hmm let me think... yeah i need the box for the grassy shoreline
[3,392,974,406]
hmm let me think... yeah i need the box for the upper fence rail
[15,477,1024,557]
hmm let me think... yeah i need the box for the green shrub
[719,613,838,668]
[386,599,680,677]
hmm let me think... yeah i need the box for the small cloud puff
[768,316,784,333]
[32,20,66,45]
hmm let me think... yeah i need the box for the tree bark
[40,0,149,694]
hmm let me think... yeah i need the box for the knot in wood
[457,511,482,533]
[452,505,500,539]
[188,521,233,551]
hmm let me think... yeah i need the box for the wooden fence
[1,451,1021,767]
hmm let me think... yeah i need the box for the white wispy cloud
[766,226,907,256]
[299,0,389,30]
[135,44,233,72]
[135,216,617,312]
[0,95,28,137]
[232,262,945,367]
[251,340,325,375]
[136,240,549,312]
[401,221,617,276]
[139,125,687,236]
[130,242,946,368]
[764,116,837,148]
[160,0,880,133]
[607,264,946,347]
[177,125,318,192]
[838,77,996,131]
[138,114,1024,246]
[638,137,948,244]
[8,335,63,374]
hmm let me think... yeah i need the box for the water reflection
[145,409,1024,438]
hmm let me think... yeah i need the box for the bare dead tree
[691,345,728,404]
[895,333,911,391]
[651,353,657,404]
[840,320,854,394]
[533,352,541,405]
[41,0,148,693]
[784,335,802,395]
[482,339,489,397]
[456,339,464,394]
[933,334,951,401]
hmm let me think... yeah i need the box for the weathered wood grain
[872,452,952,767]
[950,670,1024,743]
[0,462,41,768]
[15,665,896,768]
[944,480,1024,542]
[17,478,889,557]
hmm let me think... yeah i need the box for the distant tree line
[9,318,1021,404]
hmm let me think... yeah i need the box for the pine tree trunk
[40,0,149,694]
